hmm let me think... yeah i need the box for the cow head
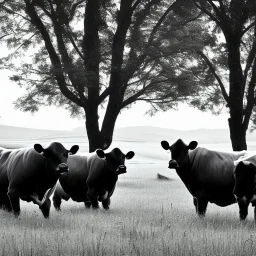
[34,142,79,176]
[233,161,256,206]
[96,148,135,175]
[161,139,198,169]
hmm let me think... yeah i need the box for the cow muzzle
[168,160,179,169]
[56,163,69,174]
[116,165,127,175]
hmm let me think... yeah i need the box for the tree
[191,0,256,150]
[0,0,213,152]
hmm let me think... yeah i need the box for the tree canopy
[0,0,217,151]
[191,0,256,150]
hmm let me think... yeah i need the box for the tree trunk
[84,102,119,152]
[228,118,247,151]
[227,34,246,151]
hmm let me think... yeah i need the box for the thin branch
[24,0,83,107]
[1,5,31,22]
[48,1,87,103]
[148,0,178,45]
[182,12,203,25]
[197,50,229,104]
[131,0,142,11]
[0,33,11,40]
[70,0,86,21]
[243,39,256,84]
[12,32,38,54]
[192,0,220,26]
[65,26,84,60]
[98,88,110,104]
[242,21,256,36]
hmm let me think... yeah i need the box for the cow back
[4,148,44,185]
[189,147,242,184]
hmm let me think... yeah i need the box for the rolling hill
[1,124,256,149]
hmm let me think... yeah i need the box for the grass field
[1,127,256,255]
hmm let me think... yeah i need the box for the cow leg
[87,189,99,209]
[7,189,20,217]
[53,193,62,211]
[237,200,249,220]
[197,199,208,217]
[2,194,12,212]
[84,197,91,209]
[102,198,110,210]
[39,198,51,218]
[193,198,198,213]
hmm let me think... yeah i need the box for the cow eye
[63,152,68,157]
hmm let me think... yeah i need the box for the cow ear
[96,149,105,158]
[188,141,198,150]
[125,151,135,160]
[161,141,170,150]
[69,145,79,155]
[34,144,44,153]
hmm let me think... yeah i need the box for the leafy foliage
[0,0,219,150]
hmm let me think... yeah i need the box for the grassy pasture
[1,163,256,256]
[2,129,256,256]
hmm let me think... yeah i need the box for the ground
[1,132,256,255]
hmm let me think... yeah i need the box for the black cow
[161,139,246,218]
[53,148,135,210]
[233,154,256,220]
[0,142,79,218]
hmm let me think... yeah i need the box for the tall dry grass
[0,164,255,256]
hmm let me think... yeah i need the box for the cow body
[53,148,134,210]
[0,142,79,218]
[161,139,245,217]
[233,153,256,220]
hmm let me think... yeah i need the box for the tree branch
[197,50,229,104]
[24,0,83,107]
[1,4,31,22]
[242,20,256,36]
[192,0,220,26]
[48,1,87,103]
[243,39,256,85]
[12,32,38,54]
[65,27,84,60]
[70,0,86,21]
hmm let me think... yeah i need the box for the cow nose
[117,165,127,175]
[168,160,179,169]
[57,163,69,173]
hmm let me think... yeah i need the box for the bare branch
[192,0,220,26]
[242,20,256,36]
[243,39,256,84]
[1,5,31,22]
[131,0,142,11]
[24,0,84,107]
[0,33,12,40]
[197,50,229,104]
[12,32,38,54]
[70,0,86,21]
[182,12,203,25]
[65,26,84,60]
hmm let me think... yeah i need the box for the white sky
[0,69,230,131]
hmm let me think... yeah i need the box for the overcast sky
[0,68,230,131]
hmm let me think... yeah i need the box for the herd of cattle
[0,139,255,221]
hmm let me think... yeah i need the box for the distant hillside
[1,124,256,148]
[0,125,64,140]
[114,126,256,144]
